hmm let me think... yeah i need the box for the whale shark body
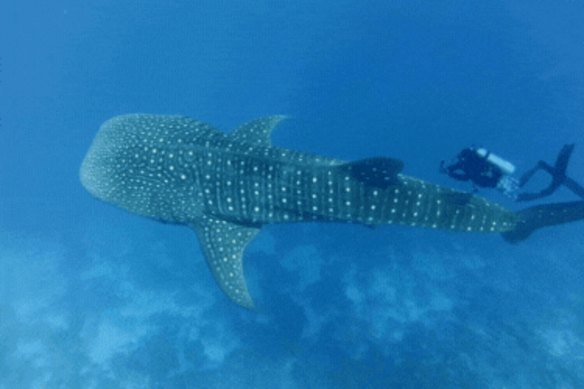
[80,114,584,308]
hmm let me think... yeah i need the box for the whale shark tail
[502,200,584,243]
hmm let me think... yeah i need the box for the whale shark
[80,114,584,308]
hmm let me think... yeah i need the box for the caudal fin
[502,201,584,243]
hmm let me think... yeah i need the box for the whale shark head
[80,114,210,222]
[80,116,126,206]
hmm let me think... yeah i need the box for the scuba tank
[476,148,516,175]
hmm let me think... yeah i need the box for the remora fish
[80,114,584,308]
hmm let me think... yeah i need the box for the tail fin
[502,201,584,243]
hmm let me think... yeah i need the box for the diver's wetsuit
[442,148,503,189]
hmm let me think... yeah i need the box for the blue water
[2,1,584,388]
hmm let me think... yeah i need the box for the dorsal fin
[190,215,260,309]
[230,115,287,146]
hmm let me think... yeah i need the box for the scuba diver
[440,146,519,199]
[440,144,584,201]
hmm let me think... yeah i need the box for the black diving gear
[441,147,507,189]
[442,144,584,202]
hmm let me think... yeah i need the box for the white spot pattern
[80,113,523,308]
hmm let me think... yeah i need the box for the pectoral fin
[191,215,261,308]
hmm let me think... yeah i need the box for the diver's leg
[516,145,575,201]
[516,162,558,201]
[519,161,548,187]
[516,186,557,202]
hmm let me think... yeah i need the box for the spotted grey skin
[80,114,582,308]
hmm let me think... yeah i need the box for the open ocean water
[1,1,584,388]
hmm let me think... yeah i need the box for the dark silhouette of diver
[440,147,519,198]
[441,144,584,201]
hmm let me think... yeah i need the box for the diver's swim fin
[517,144,580,202]
[554,143,575,177]
[502,200,584,243]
